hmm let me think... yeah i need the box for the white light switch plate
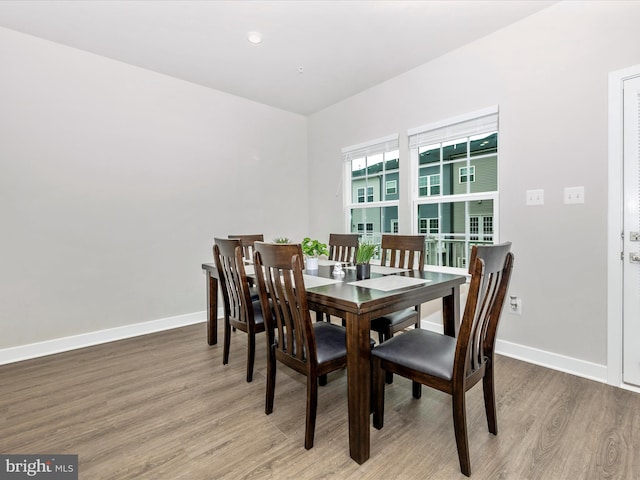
[526,189,544,206]
[564,186,585,204]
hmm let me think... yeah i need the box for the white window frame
[459,165,476,183]
[418,217,440,234]
[386,180,397,195]
[408,106,499,274]
[343,134,400,239]
[418,174,441,196]
[357,222,374,233]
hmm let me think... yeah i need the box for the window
[357,223,374,233]
[357,186,374,203]
[409,107,499,271]
[418,217,439,234]
[419,174,440,196]
[469,216,479,239]
[459,166,475,183]
[343,134,400,247]
[483,216,494,240]
[386,180,397,195]
[469,215,493,242]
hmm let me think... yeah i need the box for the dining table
[201,259,466,464]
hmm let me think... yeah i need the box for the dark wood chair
[370,234,426,344]
[371,242,514,477]
[213,237,265,383]
[318,233,361,323]
[253,241,349,450]
[227,234,264,262]
[228,234,263,300]
[328,233,360,264]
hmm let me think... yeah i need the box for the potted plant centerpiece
[301,237,329,271]
[355,240,377,279]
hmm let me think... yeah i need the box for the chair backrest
[328,233,360,264]
[454,242,514,383]
[380,234,426,270]
[228,234,264,261]
[214,237,255,328]
[253,242,317,372]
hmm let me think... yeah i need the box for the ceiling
[0,1,556,115]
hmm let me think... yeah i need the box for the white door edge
[607,64,640,388]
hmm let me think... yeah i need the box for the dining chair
[228,234,263,300]
[213,237,265,383]
[328,233,360,264]
[316,233,361,323]
[227,234,264,262]
[253,241,350,450]
[371,242,514,477]
[370,234,426,344]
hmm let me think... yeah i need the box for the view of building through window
[415,130,498,269]
[343,110,498,271]
[348,148,400,255]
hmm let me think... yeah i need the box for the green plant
[356,241,377,264]
[273,237,290,243]
[301,237,329,258]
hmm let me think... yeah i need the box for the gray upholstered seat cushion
[249,285,260,300]
[313,322,375,365]
[252,299,265,325]
[371,307,418,329]
[372,329,456,381]
[313,322,347,364]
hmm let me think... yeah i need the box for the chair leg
[372,356,385,429]
[304,377,318,449]
[223,319,231,365]
[384,329,394,384]
[452,391,471,477]
[412,380,422,399]
[483,364,498,434]
[319,374,327,386]
[265,346,276,415]
[246,332,255,383]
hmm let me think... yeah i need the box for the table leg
[345,311,371,464]
[206,271,218,345]
[442,284,461,337]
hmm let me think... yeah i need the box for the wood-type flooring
[1,322,639,479]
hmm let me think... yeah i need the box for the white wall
[307,1,640,376]
[0,27,308,351]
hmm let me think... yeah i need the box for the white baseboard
[421,318,608,384]
[494,338,607,384]
[2,310,610,387]
[0,311,206,366]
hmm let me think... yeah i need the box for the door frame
[608,64,640,390]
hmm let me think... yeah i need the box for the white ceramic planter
[306,257,319,271]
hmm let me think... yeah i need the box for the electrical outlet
[564,186,585,204]
[526,189,544,206]
[508,295,522,315]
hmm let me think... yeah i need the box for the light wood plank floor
[1,322,639,479]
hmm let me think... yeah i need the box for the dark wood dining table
[201,261,466,464]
